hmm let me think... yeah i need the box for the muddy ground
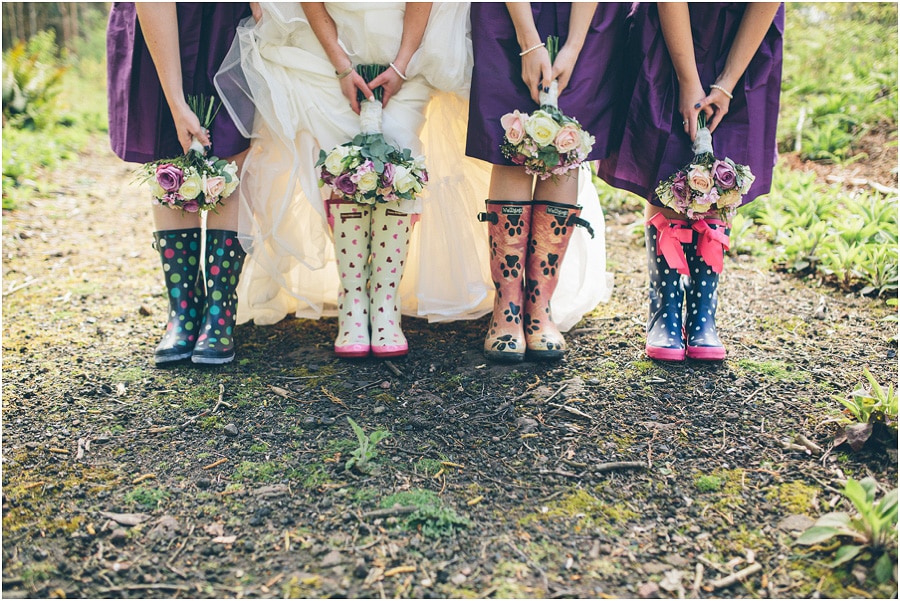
[2,138,897,599]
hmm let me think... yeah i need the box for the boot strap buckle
[477,211,498,224]
[568,215,594,239]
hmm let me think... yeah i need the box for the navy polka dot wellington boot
[152,229,205,365]
[644,213,693,362]
[523,200,594,361]
[685,218,731,361]
[192,230,246,365]
[478,200,533,362]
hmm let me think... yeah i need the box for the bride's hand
[341,70,374,115]
[367,66,405,108]
[250,2,262,23]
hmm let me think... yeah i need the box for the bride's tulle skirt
[216,2,612,331]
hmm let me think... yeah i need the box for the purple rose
[671,172,689,202]
[381,162,395,186]
[156,163,184,193]
[320,169,335,186]
[182,200,200,213]
[334,173,357,195]
[712,159,737,189]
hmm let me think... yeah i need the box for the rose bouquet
[655,113,755,220]
[316,65,428,205]
[138,95,240,213]
[499,36,595,180]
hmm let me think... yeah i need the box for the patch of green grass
[249,442,269,453]
[380,489,470,538]
[736,359,806,382]
[415,458,443,477]
[124,486,168,510]
[766,480,819,514]
[519,489,637,534]
[231,461,279,483]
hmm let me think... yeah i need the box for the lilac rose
[182,200,200,213]
[156,163,184,193]
[712,159,737,189]
[320,169,335,186]
[334,172,357,196]
[381,162,395,186]
[671,172,689,203]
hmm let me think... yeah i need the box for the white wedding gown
[216,2,613,331]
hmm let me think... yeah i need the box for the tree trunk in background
[2,3,110,52]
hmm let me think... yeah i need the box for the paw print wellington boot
[645,213,693,361]
[329,202,373,358]
[369,204,415,358]
[191,230,246,365]
[478,200,533,362]
[152,229,205,364]
[685,218,731,361]
[523,201,593,360]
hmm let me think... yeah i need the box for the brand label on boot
[546,206,570,218]
[501,206,524,216]
[385,209,409,217]
[341,212,364,221]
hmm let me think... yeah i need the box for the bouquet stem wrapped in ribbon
[139,95,240,213]
[499,36,595,180]
[316,65,428,205]
[655,112,755,220]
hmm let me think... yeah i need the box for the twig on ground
[3,277,42,297]
[384,361,403,377]
[706,563,762,591]
[97,584,192,593]
[543,383,569,405]
[591,461,645,473]
[696,555,727,574]
[547,402,595,421]
[692,563,704,597]
[358,505,419,520]
[794,433,823,455]
[212,382,232,412]
[202,458,228,470]
[169,524,195,564]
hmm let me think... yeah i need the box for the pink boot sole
[686,345,726,361]
[646,345,686,362]
[335,344,370,358]
[372,344,408,358]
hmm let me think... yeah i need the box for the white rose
[393,165,416,194]
[150,180,166,200]
[179,171,203,200]
[524,110,561,147]
[324,148,349,176]
[356,170,379,193]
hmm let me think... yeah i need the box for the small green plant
[694,474,723,493]
[345,417,390,473]
[124,486,169,510]
[796,477,898,583]
[833,368,898,450]
[2,30,68,129]
[380,489,470,538]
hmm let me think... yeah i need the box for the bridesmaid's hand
[550,43,580,94]
[678,79,713,141]
[521,47,552,104]
[697,86,733,133]
[367,66,405,108]
[341,70,374,115]
[171,101,209,154]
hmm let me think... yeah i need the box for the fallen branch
[3,277,42,297]
[212,382,232,412]
[707,563,762,591]
[384,360,403,377]
[543,383,569,405]
[96,584,192,594]
[547,402,595,421]
[358,505,419,520]
[202,458,228,470]
[591,461,646,473]
[794,433,823,455]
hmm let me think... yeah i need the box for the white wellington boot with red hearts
[368,203,414,358]
[329,201,372,358]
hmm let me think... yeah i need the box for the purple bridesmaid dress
[466,3,630,165]
[597,2,784,207]
[106,2,251,163]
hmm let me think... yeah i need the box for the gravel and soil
[2,136,897,599]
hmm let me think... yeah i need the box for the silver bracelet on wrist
[710,84,734,99]
[389,62,408,81]
[519,42,545,57]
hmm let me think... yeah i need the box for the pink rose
[205,176,226,199]
[500,110,526,145]
[687,165,714,194]
[156,164,183,193]
[553,124,581,154]
[381,162,395,186]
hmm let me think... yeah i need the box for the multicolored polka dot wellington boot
[192,229,246,365]
[645,213,693,362]
[684,218,731,361]
[478,200,533,362]
[523,200,594,361]
[153,229,205,365]
[369,204,415,358]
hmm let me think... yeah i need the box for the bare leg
[489,164,533,200]
[533,169,578,204]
